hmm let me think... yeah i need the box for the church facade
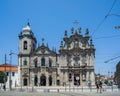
[18,23,95,87]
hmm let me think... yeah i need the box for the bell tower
[19,22,37,54]
[18,22,37,87]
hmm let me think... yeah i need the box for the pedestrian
[3,85,5,91]
[95,80,99,93]
[99,80,102,93]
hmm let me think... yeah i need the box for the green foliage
[104,79,108,85]
[0,71,7,83]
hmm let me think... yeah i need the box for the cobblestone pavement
[0,91,120,96]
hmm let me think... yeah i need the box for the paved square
[0,91,120,96]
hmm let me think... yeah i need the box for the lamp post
[9,51,18,91]
[19,53,23,91]
[4,54,7,91]
[9,51,12,91]
[106,14,120,29]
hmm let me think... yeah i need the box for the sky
[0,0,120,76]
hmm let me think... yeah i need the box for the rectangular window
[23,60,27,65]
[35,60,37,67]
[56,80,60,86]
[12,72,15,76]
[6,72,9,76]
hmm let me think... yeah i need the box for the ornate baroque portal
[18,22,95,87]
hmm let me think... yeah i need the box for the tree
[0,71,7,83]
[104,79,108,85]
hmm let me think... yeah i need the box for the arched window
[23,59,27,65]
[49,59,52,67]
[23,78,27,86]
[23,41,27,50]
[49,76,52,86]
[34,76,38,86]
[74,58,78,64]
[74,57,79,66]
[40,74,46,86]
[34,60,37,67]
[41,58,45,66]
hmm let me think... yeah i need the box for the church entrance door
[34,76,38,86]
[40,75,46,86]
[74,73,80,86]
[49,76,52,86]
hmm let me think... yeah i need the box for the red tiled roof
[0,64,18,71]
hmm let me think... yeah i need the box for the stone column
[72,72,74,86]
[62,72,65,86]
[91,71,95,85]
[38,72,40,86]
[80,73,82,86]
[46,73,49,86]
[52,72,56,86]
[86,71,89,82]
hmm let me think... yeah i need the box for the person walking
[95,80,99,93]
[99,80,103,93]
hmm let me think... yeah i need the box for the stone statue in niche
[82,74,86,81]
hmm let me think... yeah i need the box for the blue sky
[0,0,120,76]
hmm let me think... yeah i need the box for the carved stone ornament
[41,48,45,53]
[82,74,86,81]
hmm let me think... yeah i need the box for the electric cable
[91,0,117,36]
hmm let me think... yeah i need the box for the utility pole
[4,54,6,91]
[9,50,12,91]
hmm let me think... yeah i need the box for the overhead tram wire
[91,0,117,36]
[94,34,120,40]
[104,56,120,63]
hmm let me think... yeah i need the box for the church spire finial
[78,27,81,34]
[42,38,44,45]
[27,22,30,26]
[27,19,30,26]
[85,28,89,36]
[64,30,67,37]
[71,27,74,34]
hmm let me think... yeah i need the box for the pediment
[33,45,56,56]
[35,46,50,54]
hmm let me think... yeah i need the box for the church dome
[22,22,31,32]
[21,22,34,36]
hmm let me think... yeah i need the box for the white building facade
[18,23,95,87]
[0,64,19,89]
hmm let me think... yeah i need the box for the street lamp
[105,14,120,29]
[9,51,12,91]
[9,50,18,91]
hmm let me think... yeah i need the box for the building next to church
[0,64,18,88]
[115,61,120,85]
[18,22,95,87]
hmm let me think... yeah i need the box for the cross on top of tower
[72,20,80,34]
[42,38,44,42]
[73,20,79,25]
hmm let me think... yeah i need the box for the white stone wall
[6,71,19,88]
